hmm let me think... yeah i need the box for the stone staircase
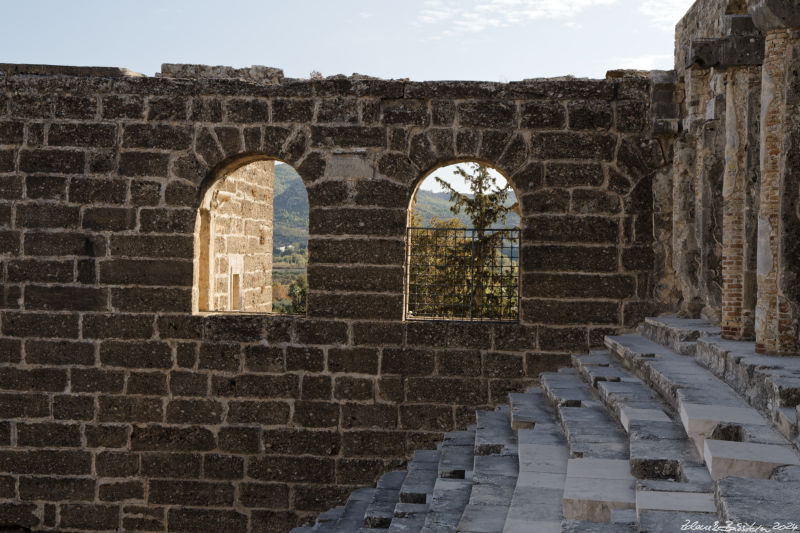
[290,317,800,532]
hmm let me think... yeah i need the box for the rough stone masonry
[0,0,798,530]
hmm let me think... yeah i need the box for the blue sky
[2,0,695,81]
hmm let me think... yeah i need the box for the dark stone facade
[0,65,667,531]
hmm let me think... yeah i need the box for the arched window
[193,159,308,314]
[406,161,520,322]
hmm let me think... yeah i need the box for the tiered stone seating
[291,317,800,533]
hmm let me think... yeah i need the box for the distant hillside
[274,164,309,250]
[272,165,520,251]
[411,189,520,229]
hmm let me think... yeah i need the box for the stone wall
[0,65,666,531]
[196,160,274,313]
[671,0,761,321]
[669,0,800,352]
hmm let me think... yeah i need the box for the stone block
[99,480,144,502]
[130,425,215,452]
[703,439,800,479]
[19,148,85,174]
[48,123,116,147]
[263,428,340,456]
[25,339,94,366]
[25,285,108,311]
[0,449,91,476]
[87,428,129,450]
[227,401,290,425]
[248,456,335,483]
[562,476,635,522]
[99,396,163,423]
[25,175,66,200]
[17,422,81,448]
[457,100,516,128]
[16,203,79,228]
[212,374,298,399]
[239,482,290,508]
[533,132,616,160]
[100,340,172,368]
[118,151,170,177]
[635,489,716,513]
[382,99,429,126]
[520,101,566,129]
[167,508,247,533]
[59,504,119,531]
[311,126,385,148]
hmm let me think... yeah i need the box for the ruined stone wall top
[675,0,730,75]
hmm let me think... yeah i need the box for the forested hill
[411,189,520,228]
[274,164,309,250]
[273,164,520,251]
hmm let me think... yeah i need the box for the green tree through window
[407,163,520,321]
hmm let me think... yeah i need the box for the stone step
[695,334,800,442]
[543,368,630,458]
[572,352,704,480]
[605,333,800,483]
[562,521,635,532]
[557,405,629,459]
[308,507,345,532]
[504,399,569,533]
[703,439,800,479]
[638,315,720,355]
[333,488,378,533]
[561,458,636,522]
[456,435,518,532]
[569,349,725,527]
[635,480,717,529]
[540,370,595,407]
[399,451,441,505]
[388,503,429,533]
[474,407,516,456]
[715,476,800,524]
[421,477,471,532]
[438,430,475,480]
[640,316,800,443]
[364,472,407,529]
[508,389,551,430]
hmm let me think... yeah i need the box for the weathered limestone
[703,438,800,478]
[608,325,800,485]
[299,316,800,532]
[195,160,274,312]
[504,391,567,533]
[721,64,761,340]
[438,430,475,480]
[752,24,800,354]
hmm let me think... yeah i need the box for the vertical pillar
[672,67,713,317]
[752,19,800,353]
[721,66,761,339]
[694,70,726,323]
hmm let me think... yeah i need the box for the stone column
[672,66,713,317]
[750,0,800,354]
[721,66,761,340]
[695,71,727,324]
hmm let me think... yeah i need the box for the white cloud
[416,0,618,34]
[639,0,696,30]
[614,53,674,70]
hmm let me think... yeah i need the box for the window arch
[406,161,521,322]
[193,158,308,314]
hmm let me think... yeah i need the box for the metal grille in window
[406,227,520,321]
